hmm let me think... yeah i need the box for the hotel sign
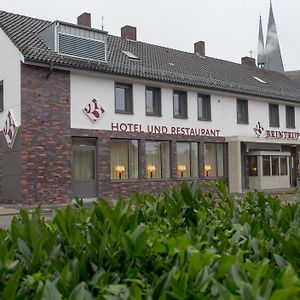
[83,98,105,123]
[254,121,300,140]
[3,110,19,149]
[111,122,221,137]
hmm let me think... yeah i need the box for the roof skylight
[122,50,139,60]
[253,76,267,84]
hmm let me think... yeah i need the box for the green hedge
[1,182,300,299]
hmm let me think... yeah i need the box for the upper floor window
[146,86,161,116]
[237,99,248,124]
[115,83,133,114]
[176,142,198,178]
[198,94,211,121]
[146,141,170,179]
[0,80,3,112]
[269,104,279,127]
[173,90,187,119]
[111,139,139,180]
[286,105,295,129]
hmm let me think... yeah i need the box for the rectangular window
[237,99,248,124]
[263,156,271,176]
[72,137,97,181]
[111,139,138,180]
[173,90,187,118]
[198,94,211,121]
[146,86,161,116]
[269,104,280,127]
[249,156,257,176]
[176,142,199,178]
[280,157,288,176]
[0,80,3,112]
[286,105,295,129]
[146,141,170,179]
[115,83,133,114]
[204,143,224,177]
[272,156,279,176]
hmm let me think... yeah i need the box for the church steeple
[257,15,265,68]
[264,1,284,72]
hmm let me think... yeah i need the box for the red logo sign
[253,121,264,137]
[3,110,19,148]
[83,98,105,123]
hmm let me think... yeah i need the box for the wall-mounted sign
[253,121,300,140]
[3,110,19,149]
[83,98,105,123]
[111,122,221,137]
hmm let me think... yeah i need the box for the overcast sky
[1,0,299,71]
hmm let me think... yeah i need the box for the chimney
[194,41,205,57]
[241,56,256,67]
[77,12,91,28]
[121,25,137,41]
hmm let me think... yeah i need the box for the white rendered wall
[70,71,300,141]
[0,29,22,126]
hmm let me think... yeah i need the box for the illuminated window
[176,142,198,178]
[146,141,170,179]
[249,156,257,176]
[111,139,138,180]
[204,143,224,177]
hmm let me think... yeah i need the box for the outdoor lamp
[205,164,211,177]
[147,165,156,178]
[115,165,125,179]
[178,165,186,177]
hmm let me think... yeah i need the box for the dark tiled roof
[1,10,300,102]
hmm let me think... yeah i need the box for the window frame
[0,80,3,112]
[176,142,199,178]
[110,138,139,180]
[145,140,171,179]
[204,143,225,177]
[173,90,188,119]
[197,94,211,121]
[269,103,280,127]
[115,82,133,114]
[145,86,162,116]
[286,105,295,129]
[236,98,249,124]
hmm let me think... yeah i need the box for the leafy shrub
[1,181,300,299]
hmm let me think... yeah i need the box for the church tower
[257,15,265,68]
[257,1,284,72]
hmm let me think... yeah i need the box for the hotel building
[0,11,300,204]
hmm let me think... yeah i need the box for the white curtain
[74,150,95,181]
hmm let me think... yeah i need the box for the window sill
[146,113,163,117]
[237,122,249,125]
[198,118,212,122]
[173,116,188,120]
[115,111,134,115]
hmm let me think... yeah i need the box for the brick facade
[0,63,228,204]
[71,128,227,200]
[20,64,71,204]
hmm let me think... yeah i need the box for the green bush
[1,181,300,299]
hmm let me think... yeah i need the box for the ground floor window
[72,137,97,198]
[73,138,97,182]
[146,141,170,179]
[204,143,224,177]
[111,139,139,180]
[176,142,198,178]
[251,155,289,177]
[249,156,258,176]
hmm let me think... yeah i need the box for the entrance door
[72,137,97,198]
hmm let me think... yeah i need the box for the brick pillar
[21,64,72,204]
